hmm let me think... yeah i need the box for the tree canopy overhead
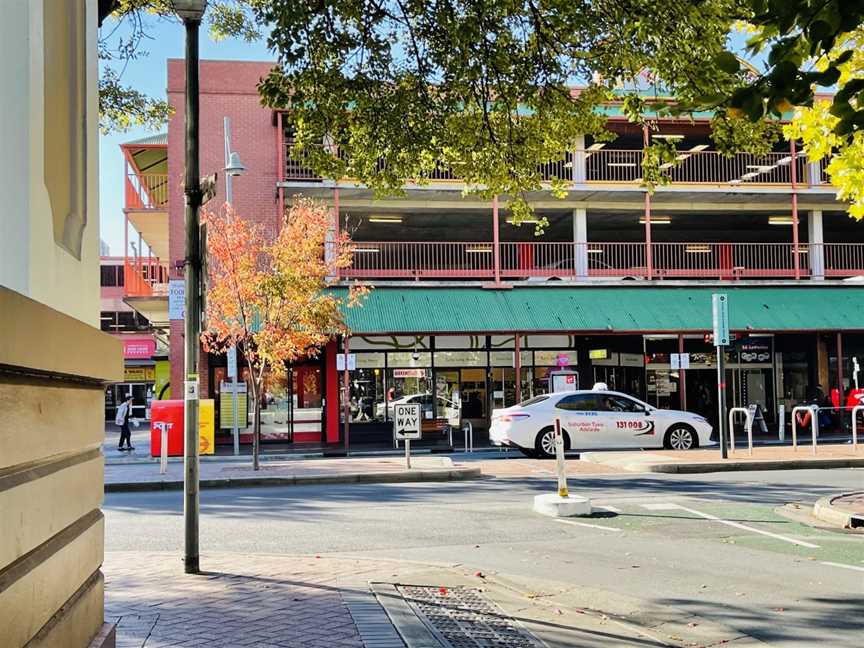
[100,1,864,219]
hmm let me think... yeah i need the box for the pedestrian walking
[115,395,135,451]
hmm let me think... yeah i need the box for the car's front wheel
[535,426,570,458]
[663,424,698,450]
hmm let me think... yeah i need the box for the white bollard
[852,405,863,452]
[778,404,785,441]
[554,417,568,497]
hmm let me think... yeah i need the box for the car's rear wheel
[535,426,570,458]
[664,424,698,450]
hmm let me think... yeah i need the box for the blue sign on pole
[712,294,729,346]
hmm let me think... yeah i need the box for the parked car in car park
[490,389,713,457]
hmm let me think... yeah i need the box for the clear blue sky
[99,17,272,256]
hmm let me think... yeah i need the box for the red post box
[150,400,185,457]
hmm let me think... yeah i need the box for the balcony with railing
[124,257,169,298]
[283,142,829,188]
[337,241,864,282]
[125,172,169,210]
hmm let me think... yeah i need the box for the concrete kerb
[104,466,482,492]
[580,451,864,474]
[813,492,864,529]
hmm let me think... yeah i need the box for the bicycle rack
[463,421,474,453]
[791,405,819,455]
[727,407,753,456]
[852,405,863,452]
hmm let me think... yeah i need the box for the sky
[99,16,272,256]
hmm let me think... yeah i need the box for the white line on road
[554,519,622,532]
[649,503,820,549]
[821,561,864,573]
[595,505,622,513]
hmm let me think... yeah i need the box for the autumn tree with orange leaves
[202,198,367,470]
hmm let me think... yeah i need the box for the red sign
[123,338,156,359]
[150,400,184,457]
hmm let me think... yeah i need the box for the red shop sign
[123,339,156,359]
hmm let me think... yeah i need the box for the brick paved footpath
[105,552,403,648]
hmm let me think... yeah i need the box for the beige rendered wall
[0,0,100,327]
[0,2,122,648]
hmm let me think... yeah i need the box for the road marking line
[596,505,622,513]
[821,561,864,573]
[669,504,820,549]
[554,519,622,532]
[641,503,680,510]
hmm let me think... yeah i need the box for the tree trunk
[249,377,261,471]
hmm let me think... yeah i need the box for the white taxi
[490,389,713,457]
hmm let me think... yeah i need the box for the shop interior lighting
[652,134,684,140]
[685,244,712,253]
[466,246,493,253]
[368,215,403,223]
[768,216,794,225]
[587,247,604,254]
[607,162,637,167]
[587,143,607,151]
[639,216,671,224]
[505,218,542,224]
[353,247,381,253]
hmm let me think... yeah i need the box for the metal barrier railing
[728,407,754,456]
[791,405,819,455]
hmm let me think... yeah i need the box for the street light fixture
[170,0,208,20]
[171,0,207,576]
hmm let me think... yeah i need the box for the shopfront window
[349,354,386,423]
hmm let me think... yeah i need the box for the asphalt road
[104,463,863,647]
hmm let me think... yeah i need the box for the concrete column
[573,135,586,184]
[808,210,824,280]
[573,208,588,279]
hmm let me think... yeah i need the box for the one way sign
[393,403,422,440]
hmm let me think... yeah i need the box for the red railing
[125,173,169,209]
[124,258,169,297]
[338,241,864,280]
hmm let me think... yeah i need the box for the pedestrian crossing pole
[554,417,569,498]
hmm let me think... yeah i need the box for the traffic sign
[393,403,422,440]
[712,293,730,346]
[227,346,237,379]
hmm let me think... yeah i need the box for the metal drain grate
[397,585,542,648]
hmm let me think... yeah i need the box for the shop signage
[393,403,422,440]
[393,368,426,378]
[712,293,730,346]
[123,366,155,382]
[168,280,185,320]
[670,353,690,370]
[535,350,577,367]
[123,339,156,360]
[619,353,644,367]
[589,349,608,360]
[336,353,356,371]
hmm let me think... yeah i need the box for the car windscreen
[518,395,549,408]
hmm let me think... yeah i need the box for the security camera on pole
[532,417,591,517]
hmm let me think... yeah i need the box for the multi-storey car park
[116,59,864,451]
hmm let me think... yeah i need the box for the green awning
[332,286,864,334]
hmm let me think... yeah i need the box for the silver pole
[405,438,411,469]
[223,118,239,456]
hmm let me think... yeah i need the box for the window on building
[100,265,118,286]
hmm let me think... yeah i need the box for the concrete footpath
[104,455,481,492]
[105,551,769,648]
[581,444,864,473]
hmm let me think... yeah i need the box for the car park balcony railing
[284,144,829,187]
[337,241,864,281]
[124,257,169,297]
[125,173,169,210]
